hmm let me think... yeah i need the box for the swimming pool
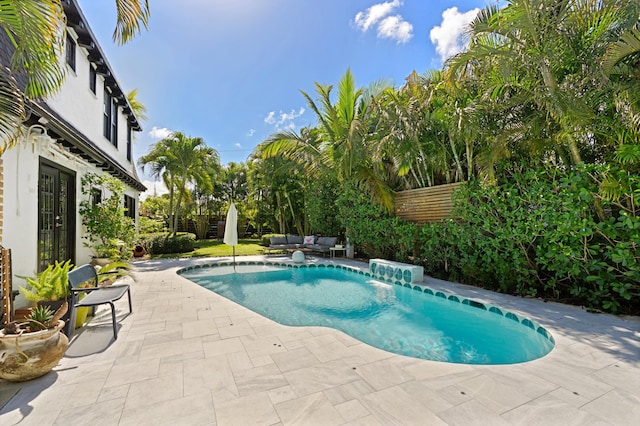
[179,262,554,365]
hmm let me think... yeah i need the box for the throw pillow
[303,235,315,245]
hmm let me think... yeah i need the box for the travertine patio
[1,256,639,425]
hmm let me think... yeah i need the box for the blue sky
[77,0,488,194]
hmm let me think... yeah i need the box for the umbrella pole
[233,246,236,271]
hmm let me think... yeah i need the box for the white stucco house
[0,0,145,308]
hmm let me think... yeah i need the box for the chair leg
[127,288,133,313]
[109,302,118,340]
[68,305,77,339]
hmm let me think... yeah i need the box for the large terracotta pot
[0,320,69,382]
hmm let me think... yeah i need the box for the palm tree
[260,68,395,209]
[126,88,148,122]
[138,132,220,235]
[446,0,636,167]
[0,0,149,155]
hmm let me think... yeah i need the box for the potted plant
[79,173,136,263]
[95,261,132,287]
[18,260,74,333]
[0,304,69,382]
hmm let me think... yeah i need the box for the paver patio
[1,255,639,425]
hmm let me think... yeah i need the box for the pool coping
[178,259,556,349]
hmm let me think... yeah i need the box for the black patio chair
[67,264,132,340]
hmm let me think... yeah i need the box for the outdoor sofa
[265,235,338,256]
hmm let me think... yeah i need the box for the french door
[38,160,75,272]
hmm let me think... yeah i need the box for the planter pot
[0,320,69,382]
[38,299,71,336]
[91,257,111,267]
[133,245,146,258]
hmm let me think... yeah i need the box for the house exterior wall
[0,1,144,308]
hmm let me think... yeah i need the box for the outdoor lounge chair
[67,264,132,340]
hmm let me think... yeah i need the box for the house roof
[63,0,142,132]
[28,101,147,192]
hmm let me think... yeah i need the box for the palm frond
[113,0,150,45]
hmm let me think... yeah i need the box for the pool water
[180,264,554,364]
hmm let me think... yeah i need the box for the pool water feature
[179,262,554,364]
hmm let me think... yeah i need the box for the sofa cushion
[287,235,303,244]
[316,236,337,247]
[270,236,287,245]
[303,235,315,245]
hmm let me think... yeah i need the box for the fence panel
[394,182,464,223]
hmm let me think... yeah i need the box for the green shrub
[139,216,166,234]
[415,165,639,314]
[139,232,196,254]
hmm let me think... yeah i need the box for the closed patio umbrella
[223,202,238,270]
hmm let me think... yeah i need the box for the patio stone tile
[283,360,361,397]
[123,373,183,410]
[138,336,203,361]
[303,335,355,363]
[275,392,344,425]
[580,388,640,425]
[351,357,415,391]
[335,398,371,422]
[590,361,640,395]
[342,415,383,425]
[450,373,533,414]
[119,392,216,426]
[268,385,298,405]
[239,334,287,359]
[227,350,253,372]
[437,399,512,426]
[322,379,377,405]
[53,397,125,425]
[97,384,130,402]
[217,321,255,339]
[233,363,289,396]
[397,380,457,413]
[103,358,160,388]
[500,394,611,426]
[518,362,615,402]
[359,385,448,425]
[215,392,279,426]
[181,318,220,339]
[183,355,238,399]
[250,354,275,368]
[271,347,321,373]
[203,336,244,358]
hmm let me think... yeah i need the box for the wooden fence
[394,182,465,224]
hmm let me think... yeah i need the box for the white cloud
[354,0,413,44]
[377,15,413,43]
[246,129,255,137]
[264,111,276,125]
[430,7,480,62]
[148,126,172,139]
[234,142,242,148]
[265,107,305,131]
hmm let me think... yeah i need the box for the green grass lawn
[153,238,267,259]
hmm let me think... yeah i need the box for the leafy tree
[138,131,220,236]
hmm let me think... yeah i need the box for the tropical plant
[260,69,395,210]
[79,173,136,260]
[0,0,149,156]
[138,131,221,236]
[18,260,74,302]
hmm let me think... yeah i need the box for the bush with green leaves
[79,173,136,261]
[139,232,195,254]
[415,165,639,314]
